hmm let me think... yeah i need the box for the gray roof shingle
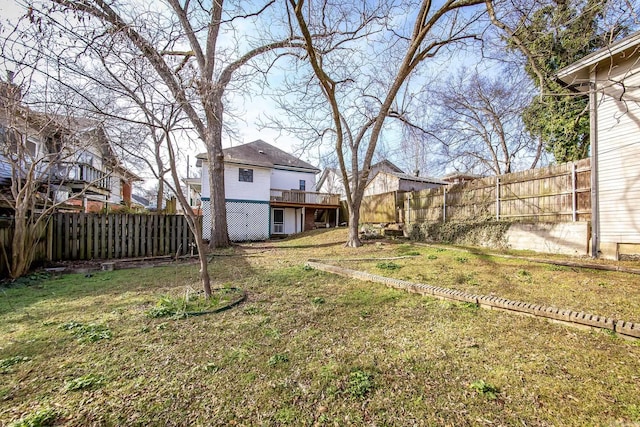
[198,140,319,172]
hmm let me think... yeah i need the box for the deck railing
[270,189,340,206]
[48,162,111,190]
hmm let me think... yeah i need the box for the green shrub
[64,373,105,392]
[376,262,401,270]
[470,379,500,399]
[0,356,30,373]
[268,353,289,367]
[346,369,374,398]
[9,408,57,427]
[60,322,111,343]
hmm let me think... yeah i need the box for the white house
[558,31,640,259]
[197,140,341,241]
[317,159,422,199]
[0,80,141,212]
[363,170,446,197]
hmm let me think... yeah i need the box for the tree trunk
[206,103,230,249]
[10,210,35,279]
[157,177,164,213]
[194,231,212,298]
[345,197,363,247]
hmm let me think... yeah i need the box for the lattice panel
[201,199,270,242]
[201,198,212,240]
[226,201,270,241]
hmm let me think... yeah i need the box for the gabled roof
[557,31,640,90]
[373,170,447,185]
[370,159,404,174]
[197,140,319,172]
[131,193,150,207]
[316,167,338,191]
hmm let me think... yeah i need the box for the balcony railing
[48,162,111,190]
[270,189,340,206]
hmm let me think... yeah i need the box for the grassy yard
[1,229,639,426]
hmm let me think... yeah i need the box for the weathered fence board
[360,191,400,223]
[39,213,199,262]
[404,159,591,224]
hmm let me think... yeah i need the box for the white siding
[109,174,122,204]
[271,168,316,191]
[226,164,271,201]
[200,161,271,201]
[317,169,346,199]
[364,172,400,197]
[271,207,304,235]
[595,59,640,245]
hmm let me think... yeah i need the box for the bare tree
[429,68,543,175]
[0,76,108,277]
[42,0,303,250]
[284,0,486,247]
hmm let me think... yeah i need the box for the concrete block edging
[305,261,639,341]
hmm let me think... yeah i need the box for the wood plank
[153,215,164,256]
[181,216,188,256]
[100,215,107,259]
[169,215,176,255]
[142,215,149,257]
[127,214,133,258]
[70,214,78,260]
[79,213,86,260]
[107,214,114,259]
[134,215,141,257]
[93,215,99,260]
[55,213,63,260]
[84,214,91,260]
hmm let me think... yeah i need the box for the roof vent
[258,150,265,154]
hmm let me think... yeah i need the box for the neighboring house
[363,170,446,197]
[316,167,345,200]
[0,80,141,213]
[558,31,640,259]
[197,140,341,241]
[442,172,482,185]
[131,193,151,211]
[316,159,408,199]
[183,176,202,214]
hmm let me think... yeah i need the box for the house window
[299,180,306,191]
[26,138,38,157]
[239,168,253,182]
[78,151,94,166]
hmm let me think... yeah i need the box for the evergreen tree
[509,0,619,162]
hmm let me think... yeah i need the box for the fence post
[442,187,447,223]
[496,177,500,221]
[572,162,577,222]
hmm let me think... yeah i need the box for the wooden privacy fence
[360,191,402,223]
[405,159,591,223]
[50,213,198,261]
[0,214,199,275]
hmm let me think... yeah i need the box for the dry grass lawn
[1,229,639,426]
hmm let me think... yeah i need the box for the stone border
[305,260,640,341]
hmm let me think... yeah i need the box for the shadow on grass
[0,249,257,320]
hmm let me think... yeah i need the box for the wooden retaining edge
[305,261,639,341]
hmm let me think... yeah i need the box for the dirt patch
[44,255,200,274]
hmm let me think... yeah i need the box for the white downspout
[590,75,600,258]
